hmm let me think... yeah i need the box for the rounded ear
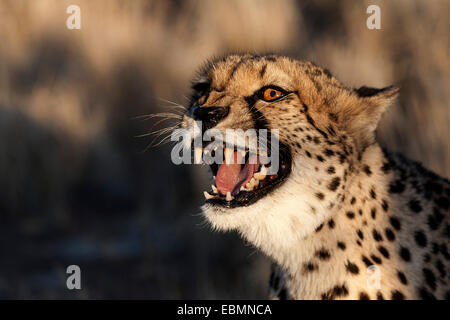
[339,85,399,152]
[354,85,399,99]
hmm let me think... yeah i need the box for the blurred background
[0,0,448,299]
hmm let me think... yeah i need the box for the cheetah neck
[263,144,394,299]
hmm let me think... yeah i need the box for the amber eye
[262,88,283,101]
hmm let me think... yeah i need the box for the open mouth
[203,143,292,208]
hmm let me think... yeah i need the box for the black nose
[191,106,229,130]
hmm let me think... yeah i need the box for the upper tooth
[211,185,218,194]
[194,147,203,164]
[203,191,214,200]
[224,148,233,164]
[254,165,267,180]
[226,192,233,201]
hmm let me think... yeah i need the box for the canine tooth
[226,192,233,201]
[194,147,203,164]
[211,185,218,193]
[254,165,267,180]
[260,165,267,175]
[224,148,233,164]
[203,191,214,200]
[253,178,259,187]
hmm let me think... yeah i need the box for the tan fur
[182,54,450,300]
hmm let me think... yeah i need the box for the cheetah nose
[191,105,230,130]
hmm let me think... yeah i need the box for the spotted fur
[182,54,450,300]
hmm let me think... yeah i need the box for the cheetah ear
[354,85,399,99]
[342,85,399,151]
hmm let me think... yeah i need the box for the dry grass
[0,0,448,298]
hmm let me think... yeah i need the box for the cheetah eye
[263,88,283,101]
[258,86,287,102]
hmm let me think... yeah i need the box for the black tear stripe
[294,93,329,140]
[244,95,270,130]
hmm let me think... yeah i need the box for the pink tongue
[216,152,258,196]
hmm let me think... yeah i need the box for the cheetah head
[181,54,398,250]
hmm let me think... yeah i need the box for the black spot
[346,211,355,219]
[358,209,363,216]
[381,162,392,174]
[328,219,335,229]
[315,248,331,260]
[345,261,359,275]
[423,268,436,290]
[418,287,436,300]
[327,166,335,174]
[359,292,370,300]
[337,241,346,250]
[321,284,349,300]
[328,177,341,191]
[427,207,444,230]
[378,246,390,259]
[313,136,320,144]
[381,199,389,212]
[362,255,373,267]
[303,262,318,273]
[397,271,408,285]
[371,208,377,219]
[259,64,267,78]
[408,199,423,213]
[317,155,325,162]
[391,290,405,300]
[435,259,446,278]
[370,254,382,264]
[305,151,312,158]
[370,188,377,199]
[389,217,401,230]
[435,197,449,210]
[316,192,325,200]
[385,228,396,241]
[376,292,384,300]
[350,197,356,205]
[363,165,372,176]
[357,229,364,240]
[315,223,324,232]
[389,180,405,194]
[324,149,335,157]
[373,229,383,242]
[414,231,427,247]
[400,247,411,262]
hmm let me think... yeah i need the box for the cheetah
[179,54,450,300]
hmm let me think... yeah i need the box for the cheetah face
[181,54,398,239]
